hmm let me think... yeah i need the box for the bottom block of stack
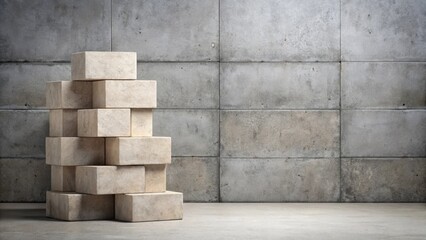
[115,191,183,222]
[46,191,114,221]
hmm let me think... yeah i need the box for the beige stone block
[78,109,130,137]
[71,51,137,80]
[75,166,145,195]
[49,110,77,137]
[46,191,114,221]
[115,191,183,222]
[106,137,171,165]
[46,81,92,109]
[51,166,75,192]
[45,137,104,166]
[93,80,156,108]
[131,109,153,136]
[145,165,167,192]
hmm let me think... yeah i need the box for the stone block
[145,165,167,193]
[341,158,426,202]
[106,137,171,165]
[342,0,426,61]
[51,166,75,192]
[342,110,426,157]
[49,110,77,137]
[45,137,104,166]
[220,110,340,158]
[115,191,183,222]
[167,157,219,202]
[112,0,218,61]
[342,62,426,109]
[131,109,152,136]
[45,81,92,109]
[153,110,219,157]
[75,166,145,195]
[220,158,340,202]
[46,191,114,221]
[220,0,340,61]
[77,109,130,137]
[71,51,136,80]
[93,80,156,108]
[220,63,340,109]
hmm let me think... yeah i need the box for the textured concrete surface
[112,0,219,61]
[342,62,426,109]
[3,203,426,239]
[0,63,70,109]
[153,110,219,157]
[78,109,131,137]
[342,158,426,202]
[167,157,219,202]
[342,110,426,157]
[138,63,219,109]
[0,0,111,61]
[342,0,426,61]
[220,0,340,61]
[220,158,340,202]
[220,110,340,157]
[220,63,340,109]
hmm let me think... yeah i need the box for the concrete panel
[153,110,219,157]
[0,0,111,61]
[0,110,48,158]
[138,63,219,108]
[220,110,340,158]
[220,63,340,109]
[167,157,219,202]
[342,62,426,109]
[220,158,340,202]
[342,158,426,202]
[112,0,219,61]
[220,0,340,61]
[0,63,70,109]
[342,110,426,157]
[342,0,426,61]
[0,159,50,202]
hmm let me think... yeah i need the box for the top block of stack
[71,52,137,80]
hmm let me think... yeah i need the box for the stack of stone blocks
[45,51,183,222]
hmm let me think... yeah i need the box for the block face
[220,63,340,109]
[220,158,340,202]
[145,165,167,193]
[112,0,218,61]
[342,0,426,61]
[78,109,130,137]
[220,110,340,158]
[131,109,153,136]
[49,110,78,137]
[167,157,219,202]
[45,137,105,166]
[75,166,145,195]
[46,81,92,109]
[342,158,426,202]
[46,191,114,221]
[138,62,219,108]
[93,80,156,108]
[51,166,75,192]
[115,191,183,222]
[153,110,219,157]
[220,0,340,61]
[342,110,426,157]
[71,52,137,80]
[106,137,171,165]
[342,62,426,109]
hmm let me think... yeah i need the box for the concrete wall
[0,0,424,202]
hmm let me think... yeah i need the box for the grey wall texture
[0,0,425,203]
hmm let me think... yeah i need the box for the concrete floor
[1,203,425,240]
